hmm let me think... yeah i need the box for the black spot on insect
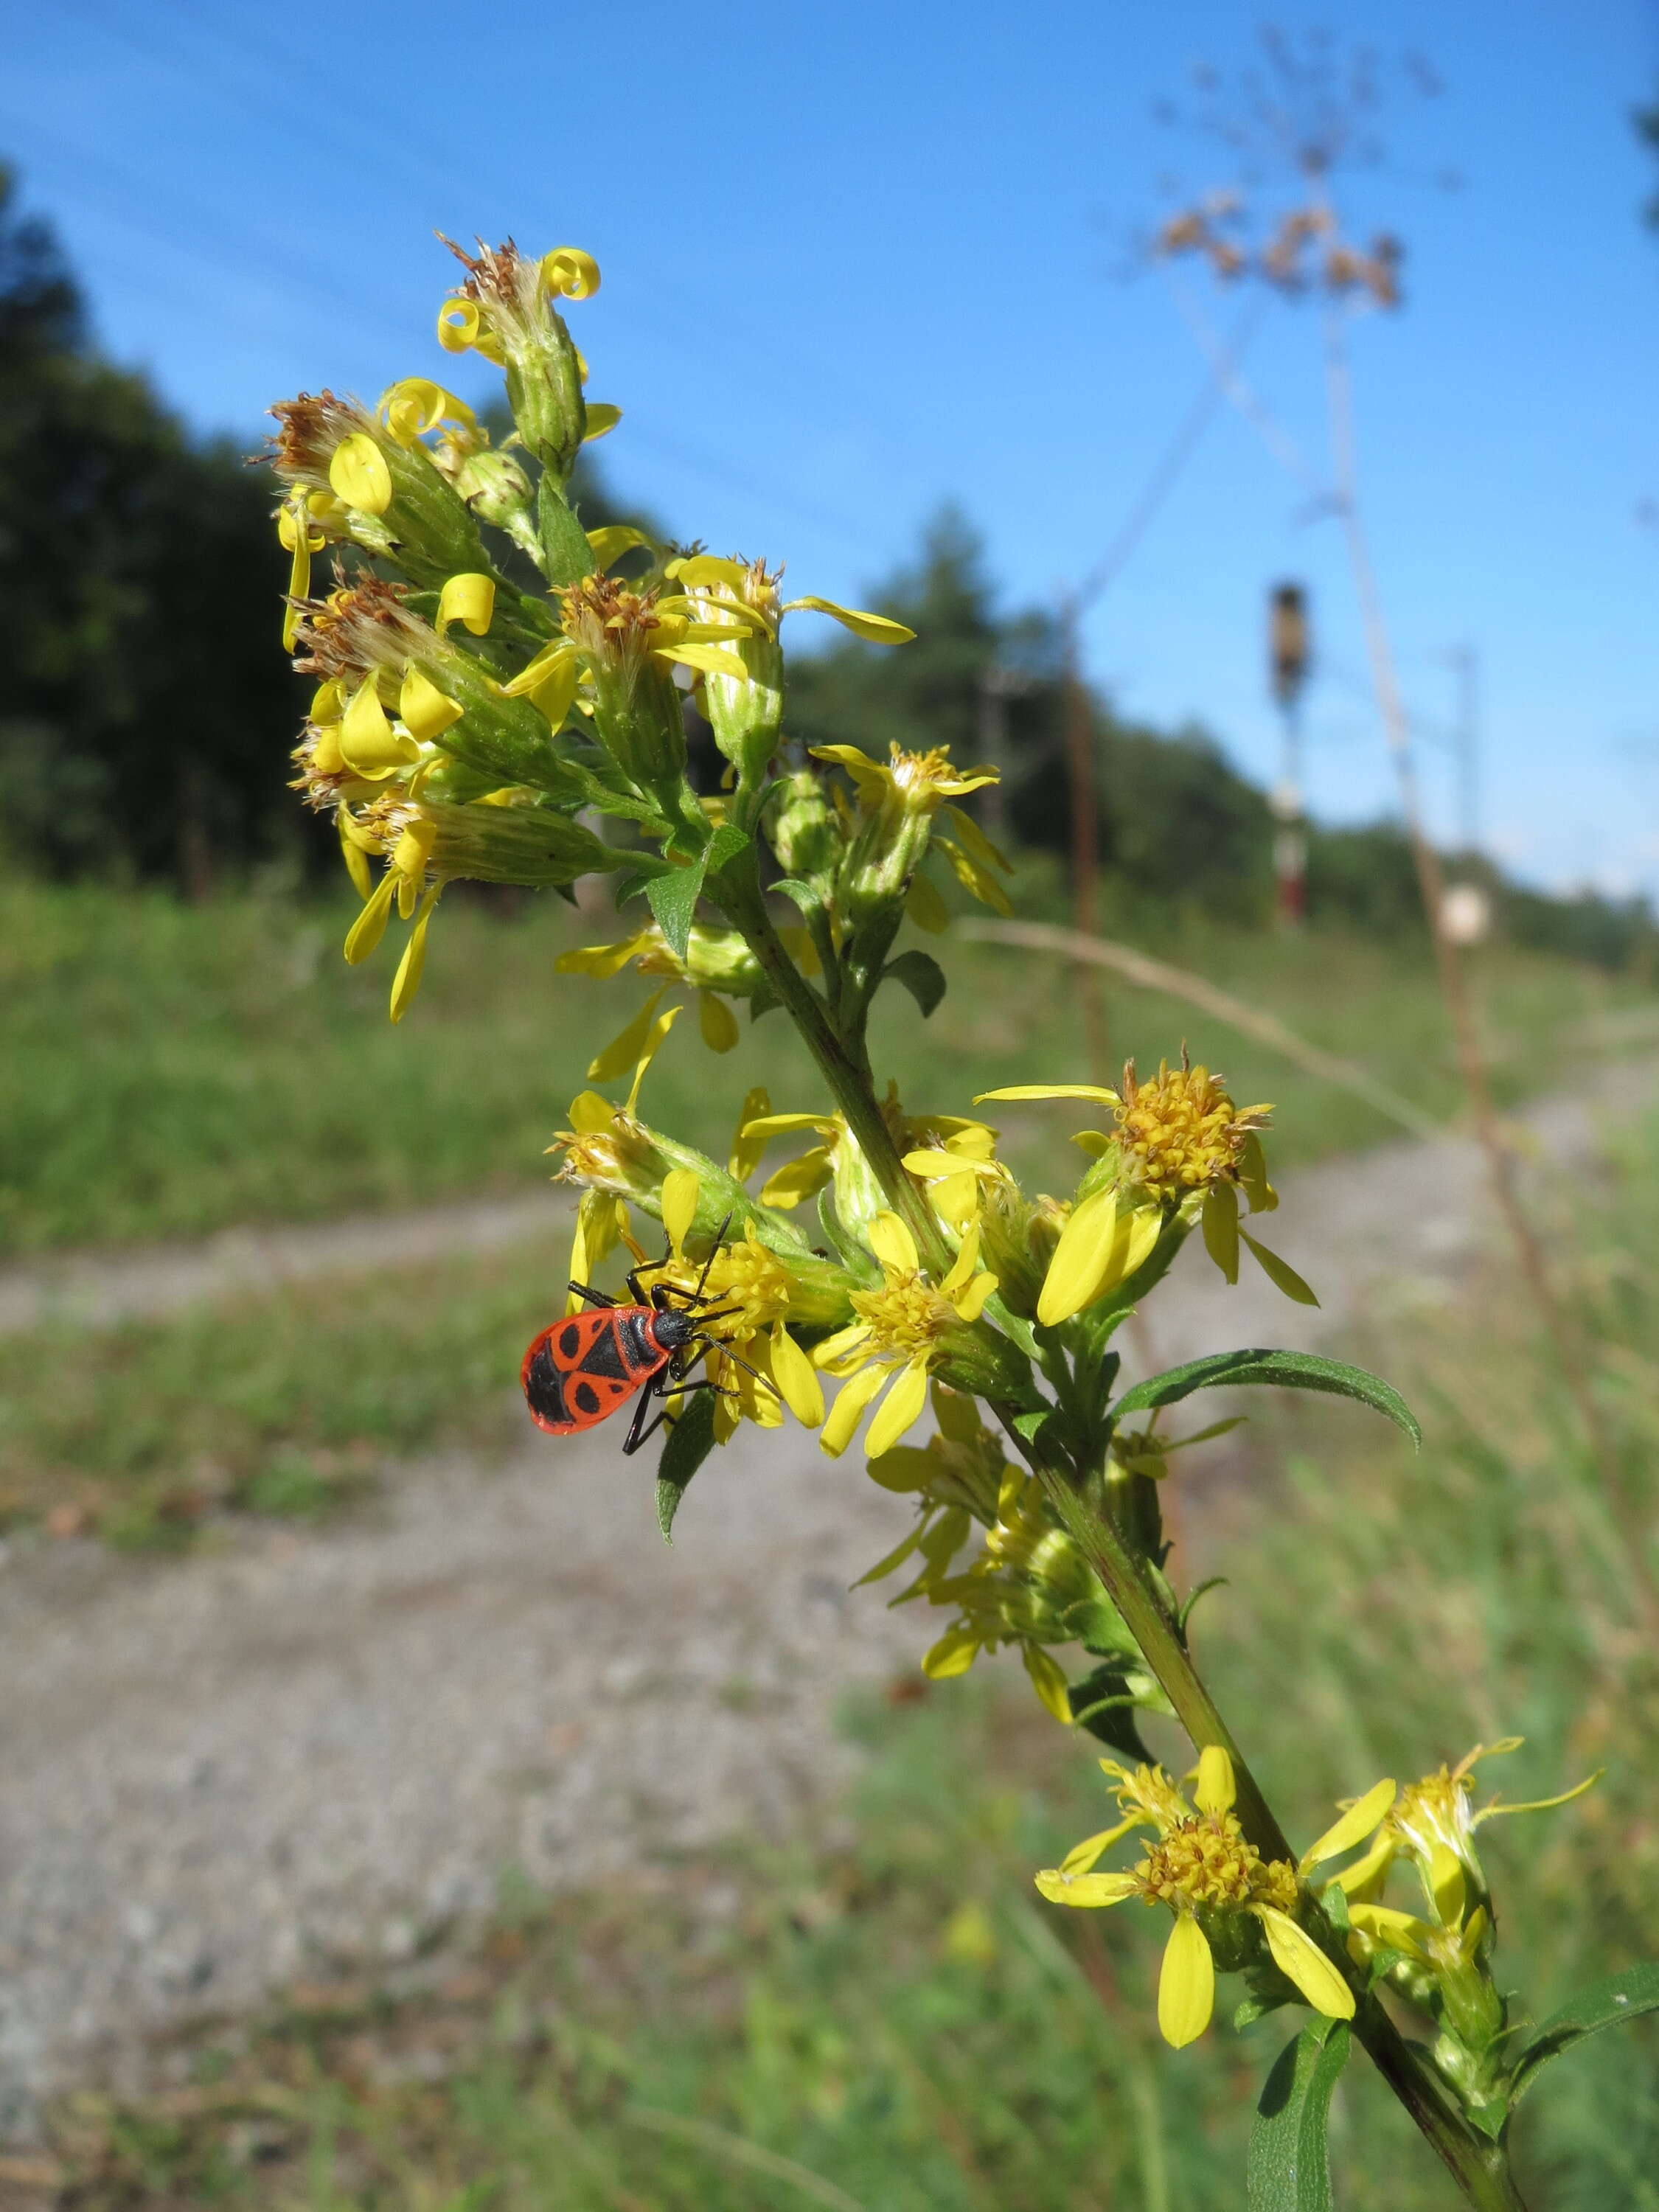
[573,1379,602,1417]
[524,1343,568,1425]
[558,1322,583,1361]
[580,1327,630,1381]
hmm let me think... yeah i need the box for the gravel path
[1,1060,1652,2128]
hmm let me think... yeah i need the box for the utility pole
[1268,582,1312,927]
[976,662,1031,842]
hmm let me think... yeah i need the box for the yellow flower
[630,1171,824,1439]
[1332,1739,1601,1928]
[810,742,996,810]
[1035,1748,1354,2049]
[813,1212,998,1458]
[975,1061,1313,1321]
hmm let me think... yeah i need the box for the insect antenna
[695,1332,782,1399]
[690,1212,733,1304]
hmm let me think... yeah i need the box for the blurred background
[1,4,1657,2207]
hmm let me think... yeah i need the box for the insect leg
[566,1282,618,1309]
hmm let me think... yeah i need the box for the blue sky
[7,0,1659,897]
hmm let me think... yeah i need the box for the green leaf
[1065,1658,1158,1762]
[980,1291,1041,1363]
[882,948,947,1018]
[1112,1350,1421,1450]
[769,876,826,923]
[1510,1964,1659,2103]
[655,1392,718,1543]
[1248,2018,1351,2211]
[702,822,751,881]
[647,856,708,962]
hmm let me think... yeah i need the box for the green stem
[720,879,1527,2211]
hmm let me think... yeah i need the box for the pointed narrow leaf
[1248,2018,1350,2211]
[1511,1964,1659,2102]
[656,1391,718,1543]
[1112,1350,1420,1449]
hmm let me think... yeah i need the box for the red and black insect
[521,1216,774,1455]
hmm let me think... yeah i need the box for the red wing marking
[521,1309,665,1436]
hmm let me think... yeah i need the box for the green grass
[3,869,1649,1254]
[0,1231,570,1542]
[32,1116,1659,2209]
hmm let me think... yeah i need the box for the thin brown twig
[1318,302,1650,1624]
[957,915,1443,1139]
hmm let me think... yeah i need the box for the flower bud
[354,794,628,888]
[452,445,542,568]
[268,391,491,588]
[437,240,591,486]
[557,575,690,807]
[767,767,844,886]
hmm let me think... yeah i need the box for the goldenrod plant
[267,237,1655,2211]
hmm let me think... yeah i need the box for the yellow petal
[768,1324,824,1427]
[378,377,474,445]
[501,641,581,727]
[741,1111,838,1141]
[1194,1746,1237,1818]
[338,813,373,900]
[625,1004,682,1115]
[1036,1183,1116,1327]
[554,933,653,979]
[782,595,916,644]
[581,403,622,441]
[437,573,495,639]
[1060,1818,1139,1875]
[327,432,392,515]
[654,640,751,683]
[586,524,650,571]
[698,990,740,1053]
[1346,1903,1436,1961]
[922,1625,981,1679]
[939,1221,983,1298]
[1202,1183,1240,1285]
[728,1084,773,1180]
[931,1382,983,1443]
[392,818,437,880]
[1427,1845,1466,1927]
[974,1085,1121,1105]
[950,1271,999,1324]
[588,988,669,1082]
[937,837,1013,915]
[389,886,440,1023]
[566,1090,615,1134]
[665,554,749,590]
[339,678,419,779]
[1037,1190,1161,1327]
[1034,1869,1139,1908]
[343,872,396,965]
[1300,1779,1397,1874]
[868,1211,919,1278]
[1254,1907,1355,2020]
[944,804,1011,875]
[1023,1643,1074,1725]
[1478,1769,1604,1823]
[1240,1230,1320,1307]
[542,246,601,299]
[905,871,950,934]
[759,1148,834,1209]
[1158,1914,1215,2048]
[819,1360,894,1457]
[566,1189,625,1314]
[866,1359,930,1458]
[400,665,464,743]
[661,1168,700,1257]
[812,1322,874,1371]
[437,298,485,354]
